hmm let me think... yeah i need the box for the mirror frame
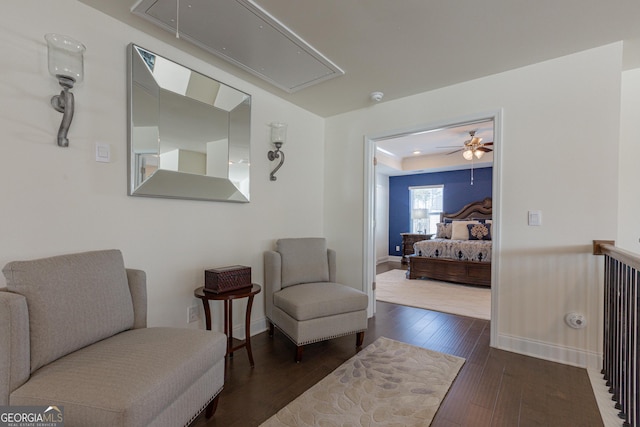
[127,43,251,202]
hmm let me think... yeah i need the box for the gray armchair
[264,238,368,362]
[0,249,226,427]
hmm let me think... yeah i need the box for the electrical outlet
[188,305,200,323]
[395,245,400,252]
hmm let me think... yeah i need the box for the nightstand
[400,233,434,264]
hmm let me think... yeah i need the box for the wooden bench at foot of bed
[407,255,491,287]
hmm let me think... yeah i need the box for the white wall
[2,0,632,369]
[0,0,325,336]
[375,173,389,263]
[618,68,640,252]
[325,43,623,368]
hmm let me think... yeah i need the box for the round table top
[194,284,261,301]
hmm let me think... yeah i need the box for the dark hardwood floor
[191,262,603,427]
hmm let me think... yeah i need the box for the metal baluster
[603,255,611,383]
[601,251,640,427]
[629,270,638,427]
[611,260,620,402]
[619,265,629,423]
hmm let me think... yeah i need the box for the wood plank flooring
[191,263,603,427]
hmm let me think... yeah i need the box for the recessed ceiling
[377,121,494,160]
[376,120,494,176]
[131,0,344,93]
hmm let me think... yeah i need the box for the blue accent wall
[388,167,492,256]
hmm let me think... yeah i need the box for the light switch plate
[528,210,542,226]
[95,142,110,163]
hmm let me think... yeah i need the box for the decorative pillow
[468,223,492,240]
[451,221,480,240]
[435,223,452,239]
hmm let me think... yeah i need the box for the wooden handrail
[593,240,640,271]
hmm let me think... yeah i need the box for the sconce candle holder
[45,34,85,147]
[268,122,287,181]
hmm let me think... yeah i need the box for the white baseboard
[587,368,620,427]
[497,333,602,370]
[376,255,403,265]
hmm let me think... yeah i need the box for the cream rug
[260,337,465,427]
[375,269,491,320]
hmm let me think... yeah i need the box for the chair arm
[328,249,337,283]
[126,269,147,329]
[264,251,282,320]
[0,290,30,405]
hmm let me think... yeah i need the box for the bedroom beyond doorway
[375,261,491,320]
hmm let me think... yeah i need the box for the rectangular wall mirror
[128,44,251,202]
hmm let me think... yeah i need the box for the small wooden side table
[194,284,261,367]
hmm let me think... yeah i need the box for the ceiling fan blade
[477,146,493,152]
[446,148,463,155]
[483,141,494,146]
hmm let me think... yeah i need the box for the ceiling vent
[131,0,344,93]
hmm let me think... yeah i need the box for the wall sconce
[45,34,85,147]
[267,122,287,181]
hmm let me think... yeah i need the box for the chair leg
[268,322,275,337]
[295,345,304,363]
[356,331,365,348]
[205,394,220,418]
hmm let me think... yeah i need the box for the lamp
[462,148,474,161]
[45,34,85,147]
[412,208,430,234]
[267,122,287,181]
[412,208,429,220]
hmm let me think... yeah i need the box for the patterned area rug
[375,269,491,320]
[260,337,465,427]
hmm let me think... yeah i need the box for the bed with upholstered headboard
[407,197,492,287]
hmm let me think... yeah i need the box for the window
[409,185,443,235]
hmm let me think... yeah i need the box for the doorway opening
[362,111,502,346]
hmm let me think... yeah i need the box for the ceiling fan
[444,131,493,160]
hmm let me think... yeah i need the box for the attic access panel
[132,0,344,93]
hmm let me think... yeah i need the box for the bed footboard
[408,255,491,287]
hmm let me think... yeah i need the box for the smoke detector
[370,91,384,102]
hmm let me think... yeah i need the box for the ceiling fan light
[462,149,474,160]
[474,149,484,159]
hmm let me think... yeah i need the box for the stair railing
[594,240,640,427]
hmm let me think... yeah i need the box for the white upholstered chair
[1,249,226,426]
[264,238,368,362]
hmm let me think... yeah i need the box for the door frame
[363,110,503,347]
